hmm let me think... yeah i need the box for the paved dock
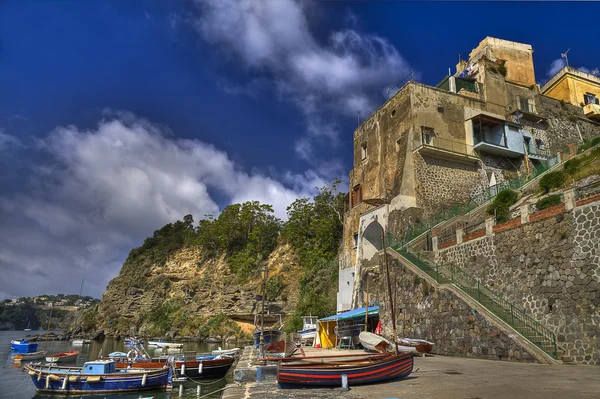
[224,346,600,398]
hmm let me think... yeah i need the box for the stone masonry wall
[436,201,600,365]
[366,257,537,363]
[414,153,485,217]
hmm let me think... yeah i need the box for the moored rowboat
[23,360,173,393]
[264,340,298,358]
[277,352,413,388]
[106,354,234,379]
[13,350,48,361]
[46,351,78,363]
[10,339,39,353]
[147,340,183,348]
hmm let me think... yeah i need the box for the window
[519,97,536,113]
[421,126,435,145]
[353,233,358,249]
[351,184,362,207]
[584,93,599,105]
[361,142,367,160]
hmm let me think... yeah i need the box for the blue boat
[23,359,173,393]
[10,339,39,353]
[253,329,283,347]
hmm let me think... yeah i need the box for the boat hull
[298,328,316,340]
[11,340,39,353]
[13,350,48,361]
[46,352,78,363]
[147,341,183,348]
[277,353,413,388]
[253,330,282,346]
[112,358,234,379]
[24,365,172,393]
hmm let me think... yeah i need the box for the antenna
[561,48,570,67]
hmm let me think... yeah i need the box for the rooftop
[541,66,600,93]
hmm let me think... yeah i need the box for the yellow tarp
[317,320,338,349]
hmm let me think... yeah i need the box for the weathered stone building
[541,66,600,121]
[338,37,600,326]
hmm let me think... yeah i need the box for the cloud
[192,0,412,161]
[547,58,566,78]
[0,114,321,300]
[0,131,21,150]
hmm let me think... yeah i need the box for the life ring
[127,349,138,361]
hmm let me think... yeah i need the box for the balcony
[583,103,600,121]
[413,134,480,164]
[470,114,524,158]
[505,99,548,127]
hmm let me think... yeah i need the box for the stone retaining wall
[435,198,600,365]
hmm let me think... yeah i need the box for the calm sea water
[0,330,236,399]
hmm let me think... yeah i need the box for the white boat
[147,340,183,348]
[46,350,79,363]
[72,339,91,345]
[13,350,48,361]
[297,316,318,341]
[359,331,419,354]
[211,347,240,356]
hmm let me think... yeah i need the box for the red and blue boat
[23,359,173,393]
[276,352,413,388]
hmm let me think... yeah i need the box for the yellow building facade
[541,66,600,121]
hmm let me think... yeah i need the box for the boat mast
[380,228,398,355]
[260,263,268,358]
[44,307,53,351]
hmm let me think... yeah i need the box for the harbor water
[0,330,235,399]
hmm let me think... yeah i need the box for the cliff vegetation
[83,180,345,341]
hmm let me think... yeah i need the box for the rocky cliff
[94,242,302,338]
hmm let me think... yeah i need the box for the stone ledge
[233,346,278,383]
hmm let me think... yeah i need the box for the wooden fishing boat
[211,347,240,356]
[10,339,39,353]
[252,329,282,346]
[71,339,91,345]
[277,352,413,388]
[23,360,173,393]
[107,354,234,379]
[399,338,434,354]
[360,331,419,354]
[13,350,48,361]
[46,351,79,363]
[264,340,298,358]
[147,340,183,348]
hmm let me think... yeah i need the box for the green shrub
[539,171,566,193]
[487,189,518,223]
[528,84,536,90]
[563,158,582,174]
[577,136,600,153]
[487,65,497,73]
[497,65,507,77]
[536,194,562,210]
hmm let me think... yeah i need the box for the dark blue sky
[1,0,598,299]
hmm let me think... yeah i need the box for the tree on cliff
[281,179,346,331]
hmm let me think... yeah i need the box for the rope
[7,375,30,397]
[194,382,240,399]
[180,372,229,385]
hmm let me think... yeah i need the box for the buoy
[179,383,184,396]
[181,364,185,375]
[198,361,203,374]
[197,385,201,396]
[61,376,68,390]
[142,373,147,387]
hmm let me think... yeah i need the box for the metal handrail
[387,243,558,359]
[418,134,478,157]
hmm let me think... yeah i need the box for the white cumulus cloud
[0,114,322,299]
[192,0,412,160]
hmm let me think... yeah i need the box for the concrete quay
[224,346,600,399]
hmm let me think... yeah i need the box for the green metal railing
[386,243,558,359]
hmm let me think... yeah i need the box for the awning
[319,306,379,322]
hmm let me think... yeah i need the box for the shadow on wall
[362,221,383,261]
